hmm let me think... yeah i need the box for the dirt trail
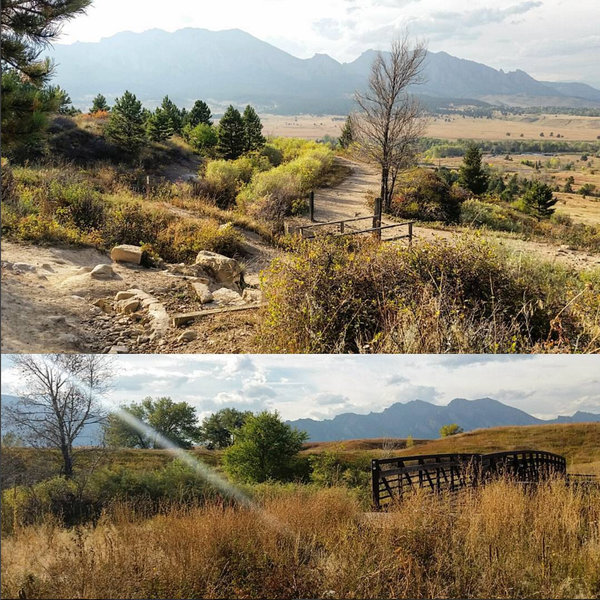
[310,157,600,270]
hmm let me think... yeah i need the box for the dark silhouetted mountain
[287,398,600,441]
[48,28,600,113]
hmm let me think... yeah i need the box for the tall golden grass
[2,479,599,599]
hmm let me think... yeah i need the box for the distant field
[433,152,600,225]
[261,113,600,142]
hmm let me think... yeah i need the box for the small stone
[115,290,136,301]
[47,315,66,325]
[178,330,197,343]
[108,345,129,354]
[92,298,111,311]
[118,298,140,314]
[90,264,115,279]
[212,287,244,305]
[13,262,36,273]
[41,263,55,272]
[192,282,213,304]
[242,288,263,303]
[110,244,143,265]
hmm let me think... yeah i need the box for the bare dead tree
[5,354,113,478]
[353,34,427,213]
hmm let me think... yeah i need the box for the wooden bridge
[371,450,572,509]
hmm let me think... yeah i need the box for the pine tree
[145,107,173,142]
[241,105,265,152]
[1,0,91,84]
[159,95,182,134]
[339,115,353,149]
[90,94,110,113]
[186,100,212,127]
[104,90,146,154]
[458,143,489,195]
[1,70,61,160]
[522,181,557,219]
[217,105,245,159]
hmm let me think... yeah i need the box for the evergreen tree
[1,0,91,84]
[339,115,353,149]
[90,94,110,113]
[522,181,557,219]
[186,99,212,127]
[104,90,146,154]
[146,107,173,142]
[217,105,245,159]
[458,143,489,195]
[1,70,62,160]
[159,95,183,134]
[242,105,265,152]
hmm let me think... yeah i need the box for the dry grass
[393,423,600,468]
[2,480,599,599]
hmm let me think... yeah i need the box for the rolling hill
[287,398,600,441]
[48,28,600,113]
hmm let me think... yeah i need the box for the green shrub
[259,236,599,353]
[155,219,244,262]
[390,168,464,223]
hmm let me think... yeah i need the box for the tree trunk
[61,443,74,479]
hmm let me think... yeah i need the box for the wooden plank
[172,303,266,327]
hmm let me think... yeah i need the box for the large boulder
[194,251,243,288]
[110,244,143,265]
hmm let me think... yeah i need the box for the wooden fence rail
[372,450,568,509]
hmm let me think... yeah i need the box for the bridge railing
[372,450,568,509]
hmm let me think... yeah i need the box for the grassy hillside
[392,423,600,472]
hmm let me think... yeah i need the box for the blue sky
[53,0,600,87]
[2,354,599,422]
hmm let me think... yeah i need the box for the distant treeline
[419,137,600,158]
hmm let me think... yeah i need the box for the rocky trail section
[1,242,263,354]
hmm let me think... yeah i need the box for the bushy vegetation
[259,235,600,353]
[2,480,599,599]
[1,162,244,262]
[389,168,465,223]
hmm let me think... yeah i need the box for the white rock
[212,287,244,306]
[108,345,129,354]
[110,244,143,265]
[57,333,79,346]
[192,282,213,304]
[115,290,136,301]
[194,251,242,287]
[90,264,115,279]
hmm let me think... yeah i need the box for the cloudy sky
[54,0,600,87]
[2,354,599,422]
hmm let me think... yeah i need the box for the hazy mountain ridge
[287,398,600,441]
[49,28,600,112]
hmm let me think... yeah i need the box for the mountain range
[287,398,600,441]
[48,28,600,114]
[3,394,598,445]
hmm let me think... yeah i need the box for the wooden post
[340,221,345,233]
[146,175,150,197]
[372,459,380,510]
[408,222,413,245]
[309,191,315,222]
[373,196,382,241]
